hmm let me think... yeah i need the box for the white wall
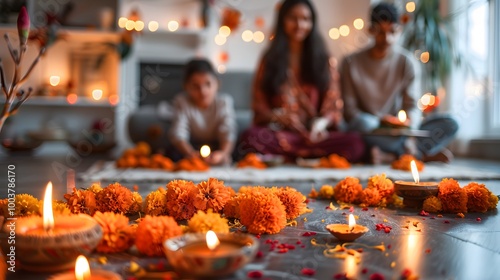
[118,0,371,72]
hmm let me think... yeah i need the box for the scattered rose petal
[248,270,263,278]
[333,273,348,279]
[401,268,412,278]
[302,231,317,237]
[419,210,429,216]
[476,217,482,222]
[362,207,369,211]
[349,206,354,212]
[256,234,261,239]
[387,244,392,249]
[425,249,431,254]
[361,268,368,274]
[444,220,450,224]
[369,273,385,280]
[301,268,316,276]
[278,249,288,253]
[296,240,302,244]
[256,251,264,258]
[375,223,392,233]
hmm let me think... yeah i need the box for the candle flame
[75,255,91,280]
[411,160,420,184]
[43,182,54,232]
[348,214,356,231]
[398,110,407,123]
[200,145,211,158]
[206,230,220,250]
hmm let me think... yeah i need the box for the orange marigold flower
[135,141,151,157]
[422,196,442,213]
[144,188,168,216]
[223,195,241,219]
[367,174,394,198]
[318,185,334,199]
[96,182,134,214]
[188,209,229,233]
[391,154,424,171]
[128,191,143,215]
[4,194,40,217]
[360,188,381,207]
[438,178,467,213]
[274,187,307,220]
[238,187,287,234]
[38,200,71,216]
[328,154,351,168]
[135,215,182,257]
[175,157,210,171]
[237,153,267,169]
[166,180,197,220]
[94,211,135,253]
[88,183,103,194]
[463,182,493,213]
[308,187,319,198]
[333,177,362,204]
[193,178,232,212]
[64,188,97,216]
[489,194,499,210]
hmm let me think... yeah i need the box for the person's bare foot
[422,148,454,163]
[370,146,396,165]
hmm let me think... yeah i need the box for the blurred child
[170,58,236,165]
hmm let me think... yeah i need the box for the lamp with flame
[75,255,91,280]
[200,145,211,158]
[410,160,419,184]
[43,182,54,233]
[206,230,220,251]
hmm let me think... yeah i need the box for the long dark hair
[260,0,331,99]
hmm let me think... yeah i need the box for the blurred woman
[238,0,364,162]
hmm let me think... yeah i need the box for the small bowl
[326,224,369,242]
[163,232,258,278]
[394,181,439,208]
[2,214,102,272]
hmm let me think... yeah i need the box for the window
[491,0,500,133]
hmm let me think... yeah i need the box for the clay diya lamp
[48,255,122,280]
[326,214,369,242]
[394,160,438,208]
[4,182,102,272]
[163,230,258,278]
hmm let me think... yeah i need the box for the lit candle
[394,160,439,208]
[92,89,103,101]
[49,76,61,87]
[182,231,240,257]
[348,214,356,231]
[50,255,122,280]
[43,182,54,232]
[325,214,368,242]
[200,145,211,158]
[164,232,259,277]
[398,110,407,124]
[6,182,103,272]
